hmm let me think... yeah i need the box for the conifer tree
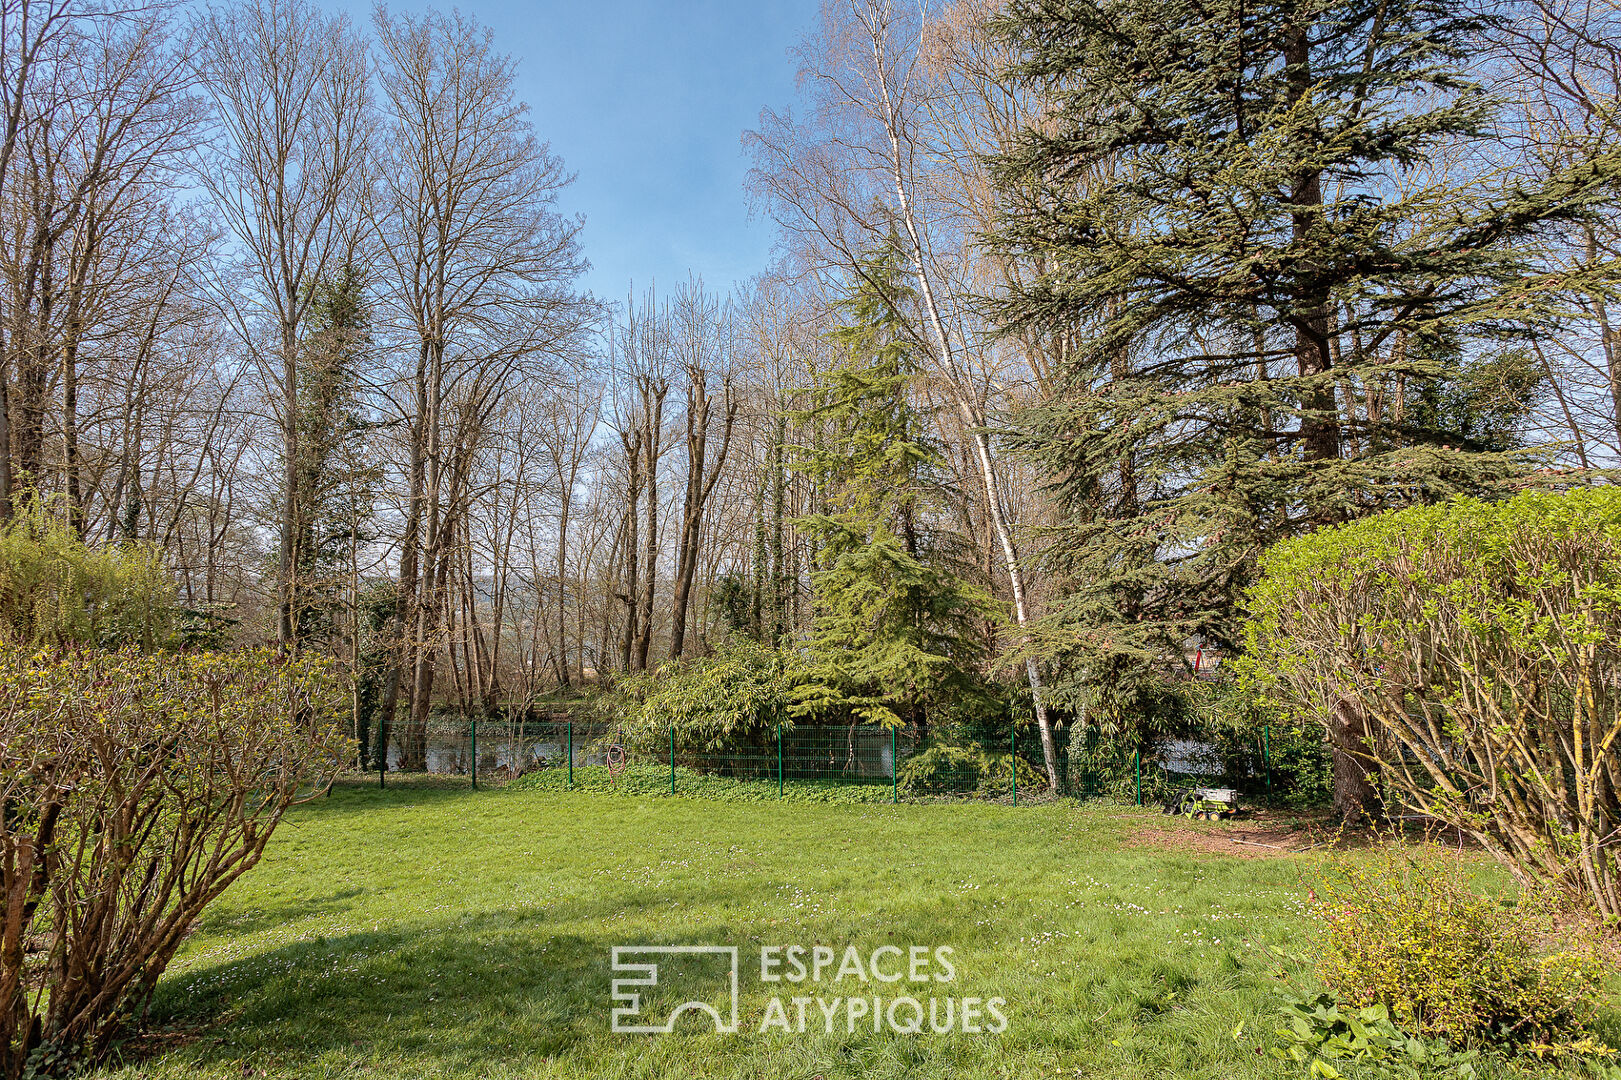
[984,0,1621,816]
[792,243,996,729]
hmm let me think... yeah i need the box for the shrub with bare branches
[1243,487,1621,917]
[0,646,349,1077]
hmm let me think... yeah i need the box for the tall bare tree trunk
[769,414,787,641]
[376,338,432,774]
[556,486,573,687]
[618,434,641,672]
[278,314,299,645]
[668,366,734,660]
[636,447,657,670]
[633,378,666,670]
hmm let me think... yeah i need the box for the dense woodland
[1,0,1618,811]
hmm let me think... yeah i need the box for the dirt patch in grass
[1127,809,1336,858]
[1127,808,1493,860]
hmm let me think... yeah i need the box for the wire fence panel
[369,717,992,801]
[362,714,1282,806]
[1065,731,1280,806]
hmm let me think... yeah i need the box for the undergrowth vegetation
[0,503,178,649]
[1309,843,1614,1057]
[0,646,350,1078]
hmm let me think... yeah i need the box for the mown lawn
[92,779,1607,1080]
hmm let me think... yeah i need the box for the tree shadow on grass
[128,859,1135,1078]
[129,887,1239,1079]
[136,912,747,1076]
[199,887,368,939]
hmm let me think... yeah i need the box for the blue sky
[348,0,822,302]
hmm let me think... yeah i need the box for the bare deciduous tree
[668,282,737,660]
[369,5,588,763]
[192,0,370,645]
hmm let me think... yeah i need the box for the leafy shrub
[1244,486,1621,914]
[1311,847,1602,1047]
[0,646,350,1075]
[1189,678,1333,806]
[0,503,177,649]
[1209,721,1331,807]
[608,639,808,753]
[1061,679,1202,800]
[974,750,1046,797]
[1055,676,1334,804]
[511,763,897,804]
[897,743,1042,797]
[897,744,983,794]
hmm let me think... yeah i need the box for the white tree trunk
[871,40,1062,791]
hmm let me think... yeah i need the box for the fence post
[379,739,385,790]
[470,718,478,789]
[776,713,783,798]
[1263,724,1271,798]
[1135,749,1142,806]
[669,727,676,796]
[1010,721,1017,807]
[567,720,573,790]
[1084,725,1098,800]
[891,726,897,804]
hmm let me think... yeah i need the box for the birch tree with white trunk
[748,0,1062,789]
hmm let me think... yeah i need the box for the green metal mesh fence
[368,716,1283,806]
[370,717,1053,803]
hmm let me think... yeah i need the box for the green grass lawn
[92,779,1607,1080]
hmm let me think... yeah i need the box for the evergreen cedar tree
[982,0,1621,817]
[791,243,997,734]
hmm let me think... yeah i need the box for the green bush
[607,638,808,753]
[1311,847,1602,1046]
[897,743,1041,797]
[1268,992,1481,1078]
[1053,677,1333,805]
[0,645,349,1073]
[975,750,1045,797]
[1243,486,1621,913]
[510,763,896,804]
[0,502,177,649]
[1181,679,1332,805]
[1207,721,1332,806]
[897,744,983,794]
